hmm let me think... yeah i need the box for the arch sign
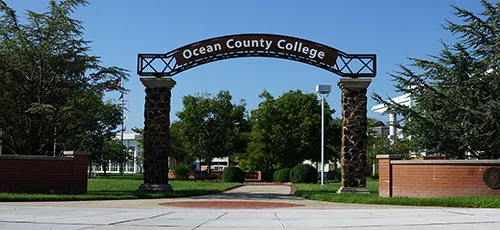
[137,34,376,78]
[137,34,376,194]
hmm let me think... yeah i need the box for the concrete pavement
[1,184,499,229]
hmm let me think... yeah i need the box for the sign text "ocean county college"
[173,34,338,66]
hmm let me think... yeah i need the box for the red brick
[0,153,88,194]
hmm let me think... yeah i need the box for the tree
[176,90,248,175]
[325,118,342,171]
[90,139,127,176]
[366,118,415,164]
[131,127,145,173]
[0,0,128,155]
[65,99,123,177]
[240,90,339,171]
[169,121,193,165]
[373,0,500,159]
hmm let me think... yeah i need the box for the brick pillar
[64,151,90,194]
[138,78,176,191]
[337,78,371,194]
[376,154,403,197]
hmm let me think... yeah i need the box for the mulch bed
[159,201,304,209]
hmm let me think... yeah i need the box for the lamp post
[316,84,331,186]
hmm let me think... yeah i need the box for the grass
[293,178,500,208]
[0,174,241,202]
[1,175,499,208]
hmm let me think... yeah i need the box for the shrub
[222,166,245,183]
[174,163,190,179]
[335,168,342,181]
[273,168,291,182]
[290,164,317,183]
[261,169,275,182]
[372,172,379,179]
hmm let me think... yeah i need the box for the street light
[316,84,331,186]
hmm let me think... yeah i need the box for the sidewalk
[1,184,499,229]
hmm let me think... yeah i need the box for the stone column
[337,78,371,194]
[138,78,176,191]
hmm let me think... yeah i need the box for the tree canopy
[239,90,339,171]
[373,0,500,159]
[176,90,248,173]
[0,0,128,155]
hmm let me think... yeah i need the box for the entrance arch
[137,34,376,194]
[138,34,375,78]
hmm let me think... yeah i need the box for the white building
[371,93,414,141]
[91,132,143,174]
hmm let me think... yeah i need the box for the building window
[110,163,119,172]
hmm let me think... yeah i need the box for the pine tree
[0,0,128,155]
[373,0,500,159]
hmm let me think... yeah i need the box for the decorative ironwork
[483,167,500,190]
[137,34,376,78]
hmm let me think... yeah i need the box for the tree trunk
[207,160,212,178]
[102,163,107,176]
[88,161,93,178]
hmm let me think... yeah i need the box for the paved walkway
[1,184,499,229]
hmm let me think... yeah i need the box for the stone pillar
[138,78,176,191]
[337,78,371,194]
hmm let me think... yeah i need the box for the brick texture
[0,153,89,194]
[378,157,500,198]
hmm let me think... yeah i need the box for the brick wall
[0,151,89,194]
[377,155,500,198]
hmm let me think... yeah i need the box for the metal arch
[137,34,376,78]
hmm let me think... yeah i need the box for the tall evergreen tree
[0,0,128,155]
[373,0,500,159]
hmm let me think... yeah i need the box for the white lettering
[182,49,192,59]
[214,43,222,51]
[277,39,286,49]
[260,39,266,48]
[199,46,206,55]
[265,40,272,50]
[302,46,309,54]
[234,40,242,48]
[243,40,251,47]
[252,40,259,47]
[309,49,317,59]
[226,39,235,49]
[285,43,293,50]
[318,51,325,59]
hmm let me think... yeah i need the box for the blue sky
[7,0,485,131]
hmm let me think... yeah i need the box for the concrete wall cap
[391,159,500,165]
[140,78,176,88]
[0,155,72,161]
[338,77,372,89]
[63,151,90,156]
[376,154,404,160]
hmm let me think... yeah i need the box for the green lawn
[1,176,499,208]
[0,174,241,201]
[293,178,500,208]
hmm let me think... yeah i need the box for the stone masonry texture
[143,86,172,184]
[340,87,368,188]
